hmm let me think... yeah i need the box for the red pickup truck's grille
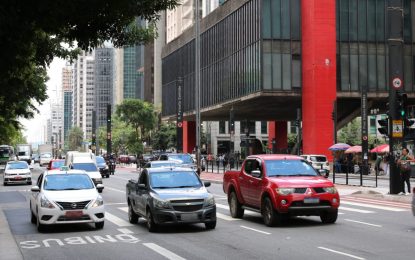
[294,188,307,194]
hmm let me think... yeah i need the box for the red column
[268,121,287,152]
[301,0,336,159]
[183,121,196,153]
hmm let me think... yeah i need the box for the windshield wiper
[176,185,199,188]
[62,188,82,190]
[152,186,171,189]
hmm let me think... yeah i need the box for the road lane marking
[212,194,227,199]
[341,201,406,212]
[216,203,258,216]
[240,225,271,235]
[216,212,241,221]
[342,197,412,209]
[318,247,366,260]
[143,243,186,260]
[344,219,382,228]
[105,187,125,193]
[105,212,133,227]
[119,207,128,213]
[106,202,128,206]
[339,206,374,214]
[118,228,134,234]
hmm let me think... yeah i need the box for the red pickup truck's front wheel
[262,197,279,227]
[229,191,244,218]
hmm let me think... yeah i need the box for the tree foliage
[151,122,177,151]
[0,0,178,141]
[337,118,361,145]
[97,116,134,155]
[68,126,84,151]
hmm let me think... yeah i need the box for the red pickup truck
[223,154,340,226]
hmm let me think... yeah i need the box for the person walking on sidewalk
[397,148,413,195]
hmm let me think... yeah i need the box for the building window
[261,121,267,134]
[219,121,226,134]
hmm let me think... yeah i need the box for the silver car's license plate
[181,213,198,221]
[304,198,320,204]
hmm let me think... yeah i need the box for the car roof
[145,166,195,173]
[247,154,304,160]
[7,160,28,164]
[45,169,87,175]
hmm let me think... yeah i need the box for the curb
[0,209,23,260]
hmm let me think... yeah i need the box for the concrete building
[50,102,64,151]
[166,0,194,43]
[72,51,95,140]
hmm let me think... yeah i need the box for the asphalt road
[1,165,414,260]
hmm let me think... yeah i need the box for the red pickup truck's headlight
[323,187,337,194]
[276,188,295,195]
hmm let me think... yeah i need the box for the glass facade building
[63,92,72,140]
[95,48,114,128]
[162,0,415,118]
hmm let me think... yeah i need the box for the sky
[20,58,67,145]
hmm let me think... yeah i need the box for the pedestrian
[397,148,413,195]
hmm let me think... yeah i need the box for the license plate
[65,211,83,218]
[181,213,198,221]
[304,198,320,204]
[14,176,22,179]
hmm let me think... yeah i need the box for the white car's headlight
[40,195,55,209]
[153,198,171,209]
[276,188,295,195]
[323,187,337,194]
[90,196,104,208]
[205,195,215,207]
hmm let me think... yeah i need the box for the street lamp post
[195,0,201,174]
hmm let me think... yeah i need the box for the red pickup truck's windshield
[265,160,317,177]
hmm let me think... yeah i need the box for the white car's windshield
[72,163,98,172]
[265,160,318,177]
[7,162,28,170]
[43,174,95,190]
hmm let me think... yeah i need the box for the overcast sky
[20,57,67,144]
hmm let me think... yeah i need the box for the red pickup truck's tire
[229,191,244,218]
[320,210,338,224]
[262,197,279,227]
[128,203,139,224]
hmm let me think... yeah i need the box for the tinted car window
[265,160,318,177]
[168,154,193,164]
[43,174,94,190]
[150,171,202,189]
[310,156,327,162]
[72,163,98,172]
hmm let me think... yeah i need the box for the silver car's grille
[170,199,205,212]
[55,200,91,210]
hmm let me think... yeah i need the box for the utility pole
[195,0,201,174]
[106,104,112,156]
[387,0,404,194]
[92,110,97,155]
[176,77,184,152]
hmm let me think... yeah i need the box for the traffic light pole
[387,0,404,194]
[106,104,112,156]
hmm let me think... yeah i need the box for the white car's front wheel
[36,212,46,232]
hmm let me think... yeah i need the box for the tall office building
[94,47,115,128]
[62,65,73,144]
[50,102,64,150]
[166,0,194,43]
[72,51,95,140]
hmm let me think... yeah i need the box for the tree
[337,118,361,145]
[97,116,134,155]
[151,122,176,151]
[68,127,84,151]
[0,0,179,142]
[116,99,157,151]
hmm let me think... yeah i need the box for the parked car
[126,167,216,232]
[118,155,130,164]
[129,155,137,164]
[223,154,340,226]
[96,156,109,178]
[301,154,330,177]
[29,169,105,232]
[47,159,65,171]
[40,153,53,166]
[139,154,155,166]
[3,161,32,185]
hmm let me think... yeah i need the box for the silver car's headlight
[276,188,295,195]
[153,198,171,209]
[40,195,55,209]
[90,195,104,208]
[323,187,338,194]
[205,195,215,207]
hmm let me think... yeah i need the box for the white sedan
[3,161,32,185]
[30,170,105,232]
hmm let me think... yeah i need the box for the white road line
[143,243,186,260]
[344,219,382,228]
[215,197,228,200]
[215,203,258,216]
[118,228,134,234]
[105,212,133,227]
[318,247,366,260]
[341,201,406,212]
[216,212,241,221]
[215,203,230,210]
[343,197,412,209]
[105,187,125,193]
[118,207,128,213]
[240,225,271,235]
[212,194,227,199]
[339,206,374,214]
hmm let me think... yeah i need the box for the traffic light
[378,118,389,136]
[397,93,408,118]
[229,108,235,134]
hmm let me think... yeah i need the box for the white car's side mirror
[31,186,40,192]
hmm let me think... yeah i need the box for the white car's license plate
[181,213,198,221]
[304,198,320,204]
[65,210,83,218]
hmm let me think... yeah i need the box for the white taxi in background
[3,161,32,185]
[30,168,105,232]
